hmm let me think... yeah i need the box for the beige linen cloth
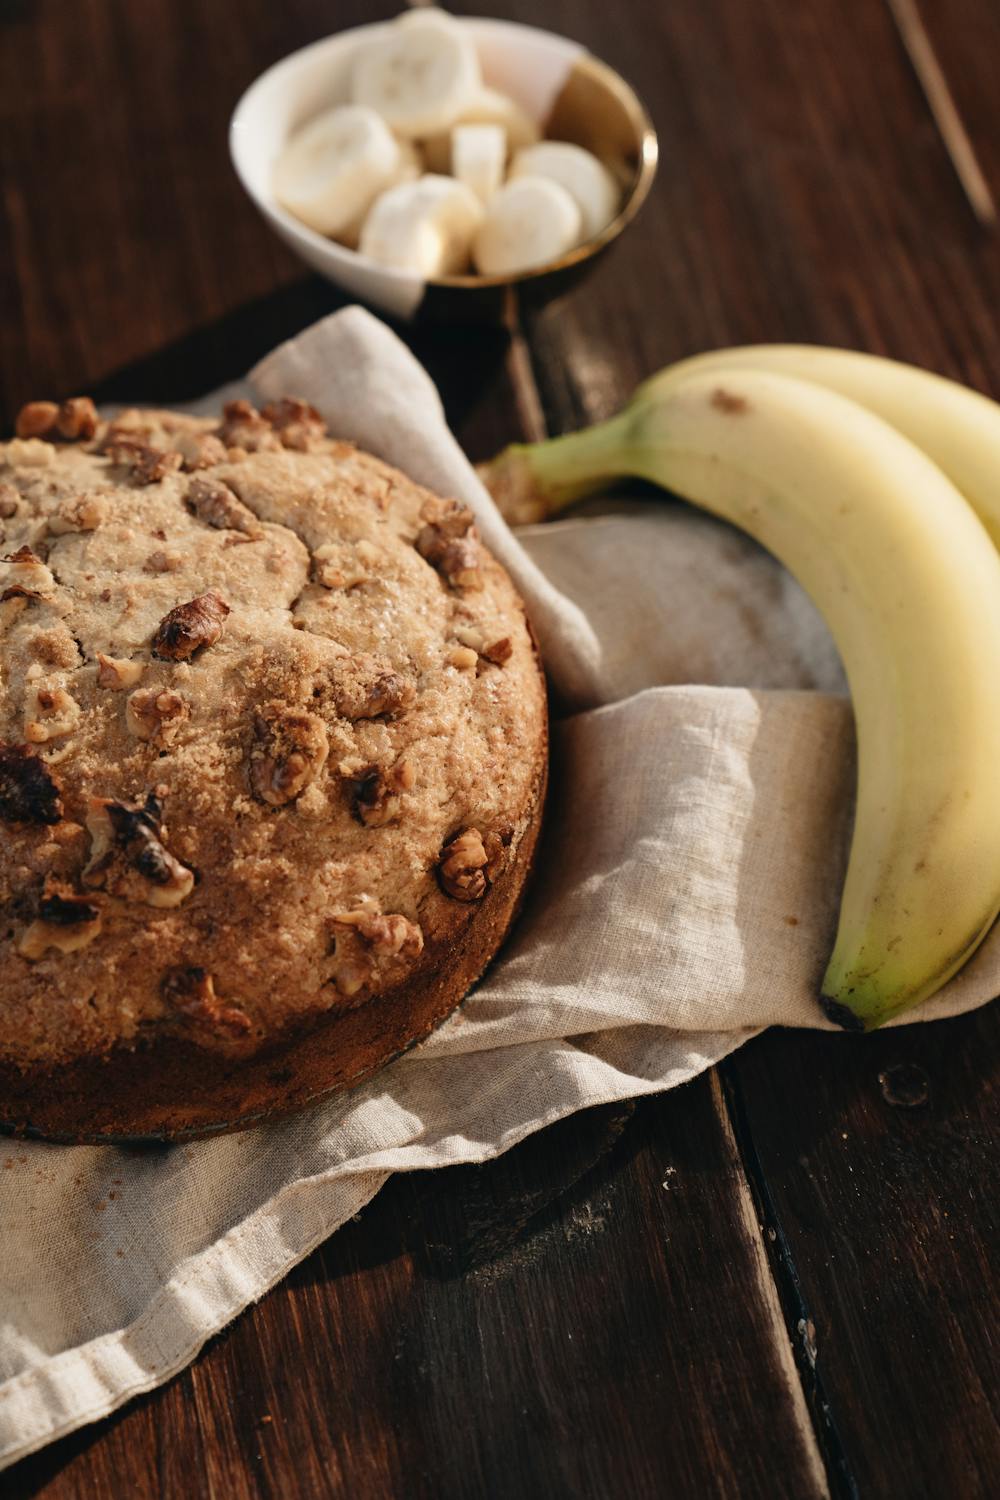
[1,308,995,1469]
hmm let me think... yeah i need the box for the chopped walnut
[482,636,513,665]
[172,429,228,471]
[151,591,230,660]
[250,702,329,806]
[19,886,102,960]
[2,439,55,468]
[435,537,483,589]
[19,882,102,960]
[216,399,282,453]
[126,687,190,747]
[0,546,56,602]
[437,827,490,902]
[96,653,144,691]
[83,792,195,908]
[329,908,424,996]
[46,492,107,535]
[332,909,424,958]
[482,827,511,880]
[186,475,263,538]
[0,483,19,519]
[12,395,97,444]
[0,742,64,824]
[106,439,183,486]
[345,757,415,827]
[98,408,152,450]
[161,967,253,1039]
[453,626,513,665]
[56,397,99,441]
[261,397,327,452]
[447,645,479,671]
[333,656,415,721]
[328,947,371,998]
[15,402,59,440]
[142,548,183,574]
[416,501,483,589]
[419,497,475,539]
[24,684,81,744]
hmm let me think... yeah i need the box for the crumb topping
[0,399,544,1067]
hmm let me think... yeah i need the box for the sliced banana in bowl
[509,141,621,244]
[230,9,658,319]
[360,175,484,277]
[452,123,507,204]
[421,86,542,174]
[272,104,406,238]
[351,8,482,139]
[474,177,582,276]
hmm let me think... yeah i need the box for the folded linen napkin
[1,308,993,1470]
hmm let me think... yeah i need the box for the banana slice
[472,176,582,276]
[351,10,481,139]
[273,105,405,238]
[360,174,484,276]
[423,86,541,173]
[510,141,620,242]
[452,123,506,203]
[338,140,422,248]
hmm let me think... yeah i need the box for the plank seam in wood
[718,1062,862,1500]
[709,1071,834,1499]
[883,0,997,226]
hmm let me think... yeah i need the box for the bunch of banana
[479,348,1000,1031]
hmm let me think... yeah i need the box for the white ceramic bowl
[229,16,657,323]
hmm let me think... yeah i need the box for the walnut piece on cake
[126,687,190,747]
[14,397,97,443]
[250,702,330,806]
[185,475,263,538]
[437,828,490,901]
[19,883,102,960]
[83,794,195,909]
[151,591,230,660]
[161,967,253,1041]
[415,497,483,589]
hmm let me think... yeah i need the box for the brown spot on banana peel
[710,388,750,415]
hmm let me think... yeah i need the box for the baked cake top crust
[0,398,545,1069]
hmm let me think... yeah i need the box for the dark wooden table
[3,1,999,1495]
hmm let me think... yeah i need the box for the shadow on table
[90,275,514,453]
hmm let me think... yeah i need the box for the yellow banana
[642,344,1000,546]
[481,368,1000,1029]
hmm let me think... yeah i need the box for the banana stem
[481,409,639,524]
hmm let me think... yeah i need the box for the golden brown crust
[0,399,548,1139]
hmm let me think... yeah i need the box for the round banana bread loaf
[0,396,546,1141]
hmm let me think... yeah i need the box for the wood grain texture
[2,0,999,1494]
[0,0,395,415]
[11,1090,829,1500]
[724,1005,1000,1498]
